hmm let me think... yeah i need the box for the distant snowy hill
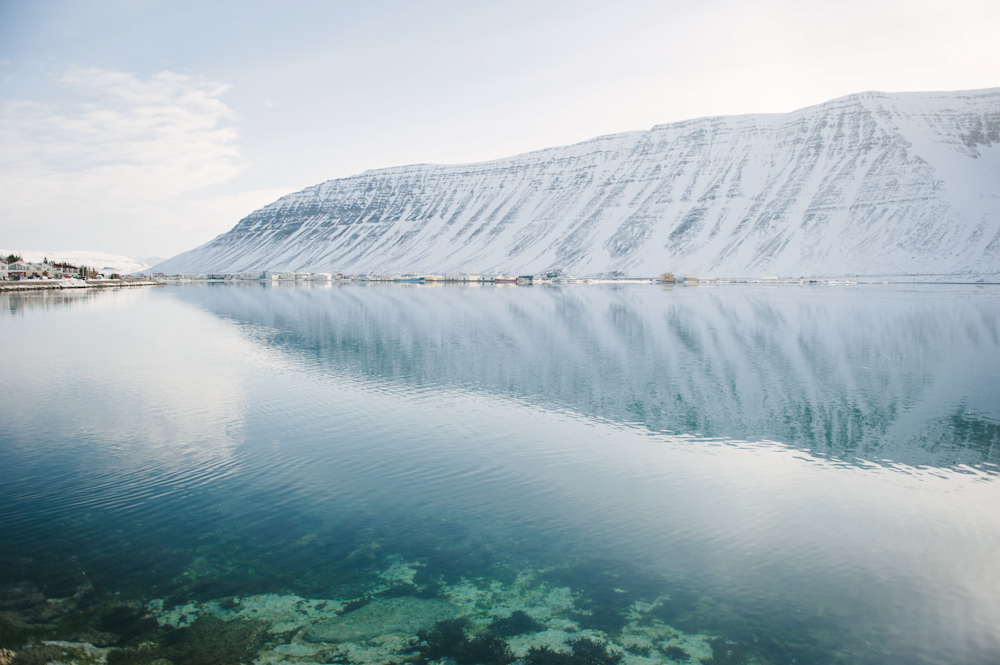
[135,256,166,269]
[154,89,1000,278]
[2,250,153,274]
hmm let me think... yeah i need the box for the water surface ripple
[1,283,998,665]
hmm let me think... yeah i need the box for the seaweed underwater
[0,474,903,665]
[0,541,884,665]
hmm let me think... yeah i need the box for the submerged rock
[159,615,267,665]
[488,610,546,638]
[151,594,342,635]
[418,618,513,665]
[305,597,458,643]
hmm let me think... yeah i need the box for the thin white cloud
[0,67,245,254]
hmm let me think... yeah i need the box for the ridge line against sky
[1,0,998,258]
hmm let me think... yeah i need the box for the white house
[22,262,53,277]
[7,261,29,279]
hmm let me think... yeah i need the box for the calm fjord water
[1,283,998,665]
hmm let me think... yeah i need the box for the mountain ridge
[154,88,1000,277]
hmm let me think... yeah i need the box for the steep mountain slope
[156,89,1000,277]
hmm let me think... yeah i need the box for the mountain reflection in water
[182,282,999,469]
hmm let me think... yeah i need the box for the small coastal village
[2,255,116,280]
[0,254,157,290]
[146,271,666,285]
[145,272,854,285]
[0,254,860,290]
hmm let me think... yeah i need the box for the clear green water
[1,283,998,665]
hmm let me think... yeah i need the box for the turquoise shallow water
[1,283,998,665]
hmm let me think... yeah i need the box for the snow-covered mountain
[1,249,154,274]
[154,89,1000,277]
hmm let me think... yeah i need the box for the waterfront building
[21,262,54,277]
[8,261,29,279]
[50,263,78,278]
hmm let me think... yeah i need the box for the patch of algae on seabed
[150,563,715,665]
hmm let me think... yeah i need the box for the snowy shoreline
[0,279,161,292]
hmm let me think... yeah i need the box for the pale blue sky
[2,0,998,258]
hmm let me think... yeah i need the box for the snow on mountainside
[154,89,1000,277]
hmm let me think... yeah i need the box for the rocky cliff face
[156,89,1000,277]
